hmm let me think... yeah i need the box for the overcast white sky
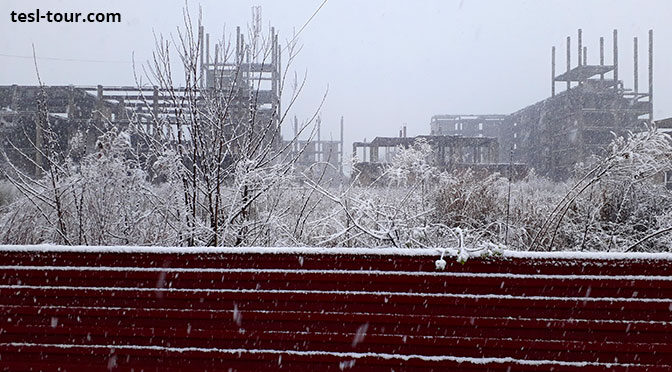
[1,0,670,150]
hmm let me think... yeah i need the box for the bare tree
[131,6,325,246]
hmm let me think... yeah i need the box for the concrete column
[633,37,638,94]
[566,36,571,91]
[599,37,605,80]
[10,84,19,111]
[370,146,378,163]
[551,46,556,96]
[67,85,76,120]
[648,29,653,120]
[613,30,619,88]
[340,116,344,174]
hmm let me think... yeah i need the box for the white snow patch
[3,244,672,261]
[233,303,242,326]
[3,284,671,303]
[351,323,369,347]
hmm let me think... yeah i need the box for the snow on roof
[0,342,658,368]
[3,265,671,281]
[4,284,671,303]
[499,249,672,261]
[0,245,442,256]
[2,244,672,261]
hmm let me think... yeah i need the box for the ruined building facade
[351,133,529,184]
[429,29,654,180]
[0,25,344,177]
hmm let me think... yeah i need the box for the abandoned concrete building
[354,29,658,183]
[0,25,344,177]
[427,29,655,180]
[430,115,507,139]
[288,116,345,175]
[354,135,499,165]
[352,133,528,184]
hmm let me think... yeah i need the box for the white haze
[1,0,670,153]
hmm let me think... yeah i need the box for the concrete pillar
[317,116,321,162]
[578,29,582,67]
[199,25,204,89]
[153,86,159,137]
[648,29,653,120]
[566,36,571,91]
[633,37,638,94]
[370,146,378,163]
[363,138,367,161]
[551,46,556,96]
[10,84,19,111]
[599,37,605,80]
[340,116,344,174]
[67,85,76,120]
[613,30,619,88]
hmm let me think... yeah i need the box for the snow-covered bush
[386,139,436,187]
[0,129,169,245]
[521,127,672,251]
[2,124,671,252]
[434,169,505,232]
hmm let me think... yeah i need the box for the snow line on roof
[0,245,443,256]
[4,284,672,303]
[0,342,660,367]
[4,303,670,325]
[2,244,672,260]
[499,250,672,260]
[3,265,672,281]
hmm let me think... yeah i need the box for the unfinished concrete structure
[428,29,655,180]
[285,116,345,174]
[0,85,130,173]
[430,115,507,138]
[0,24,344,177]
[199,25,282,148]
[351,134,515,184]
[354,135,498,165]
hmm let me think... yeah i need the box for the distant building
[430,114,507,139]
[352,134,526,184]
[0,26,314,177]
[429,29,654,181]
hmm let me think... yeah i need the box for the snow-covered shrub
[386,139,436,187]
[434,169,505,232]
[0,129,172,245]
[523,127,672,252]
